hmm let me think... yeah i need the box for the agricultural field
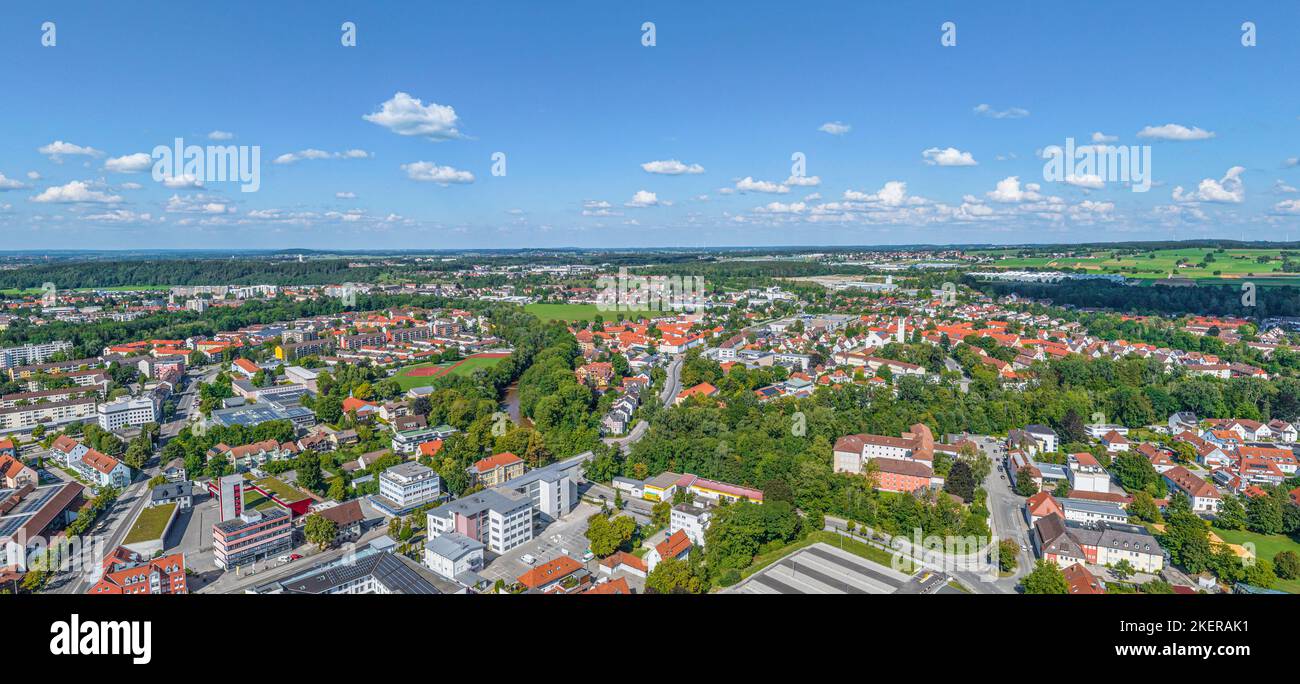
[524,302,661,323]
[393,353,507,390]
[975,247,1299,281]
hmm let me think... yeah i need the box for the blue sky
[1,1,1298,249]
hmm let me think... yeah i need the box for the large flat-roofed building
[0,397,97,432]
[427,488,533,555]
[372,462,442,516]
[0,341,73,371]
[0,481,85,571]
[212,507,293,570]
[97,396,159,431]
[497,457,580,520]
[250,542,462,595]
[209,401,314,430]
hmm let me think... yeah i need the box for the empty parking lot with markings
[726,543,918,595]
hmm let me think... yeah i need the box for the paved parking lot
[726,543,915,595]
[477,501,600,585]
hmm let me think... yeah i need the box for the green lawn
[123,503,177,544]
[978,247,1297,281]
[1213,528,1300,594]
[524,302,662,323]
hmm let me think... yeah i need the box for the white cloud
[274,149,372,164]
[208,130,234,140]
[922,147,978,166]
[735,177,789,194]
[82,209,155,224]
[1274,180,1298,194]
[625,190,661,207]
[987,176,1044,203]
[363,92,463,140]
[1274,199,1300,214]
[842,181,922,207]
[160,174,204,188]
[120,182,144,190]
[784,174,821,187]
[30,180,121,203]
[0,172,27,190]
[1173,166,1245,203]
[26,171,41,180]
[754,201,806,214]
[335,191,357,199]
[641,159,705,175]
[39,140,104,160]
[1064,174,1105,189]
[165,194,233,214]
[1285,157,1298,168]
[104,152,153,173]
[973,104,1029,119]
[1136,124,1215,141]
[1091,132,1119,143]
[401,161,475,185]
[818,121,851,135]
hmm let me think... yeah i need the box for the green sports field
[394,354,507,389]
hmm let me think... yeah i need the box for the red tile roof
[518,555,583,589]
[655,530,693,561]
[473,452,523,473]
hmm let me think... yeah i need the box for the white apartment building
[0,397,97,431]
[0,341,73,370]
[670,503,711,547]
[377,462,442,513]
[97,397,159,431]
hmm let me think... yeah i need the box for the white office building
[97,397,159,431]
[376,462,442,514]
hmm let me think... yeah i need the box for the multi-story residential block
[0,397,97,431]
[96,396,159,431]
[72,448,131,490]
[1034,514,1164,574]
[427,488,533,554]
[1162,465,1222,513]
[0,341,73,370]
[373,462,443,516]
[833,423,935,473]
[87,546,188,595]
[670,503,711,546]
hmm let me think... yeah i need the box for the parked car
[289,553,303,561]
[521,554,537,565]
